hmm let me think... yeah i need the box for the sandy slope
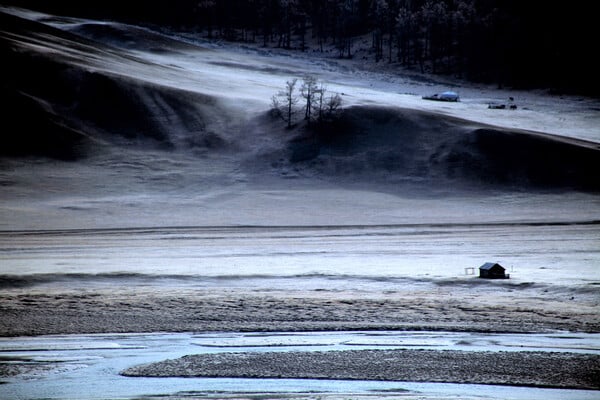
[2,6,600,232]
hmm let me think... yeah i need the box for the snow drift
[2,10,233,158]
[289,106,600,190]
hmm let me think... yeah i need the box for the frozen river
[1,331,599,400]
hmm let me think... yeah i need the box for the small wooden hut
[479,262,509,279]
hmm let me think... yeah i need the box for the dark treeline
[6,0,598,96]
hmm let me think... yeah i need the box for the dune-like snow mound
[286,106,600,190]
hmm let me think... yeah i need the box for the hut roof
[479,262,504,271]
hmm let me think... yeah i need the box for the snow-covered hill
[1,6,599,230]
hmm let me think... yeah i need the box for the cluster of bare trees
[271,76,342,128]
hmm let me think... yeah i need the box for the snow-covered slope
[1,7,599,230]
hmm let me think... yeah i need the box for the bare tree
[325,93,343,118]
[271,78,299,128]
[313,83,342,122]
[300,75,318,122]
[314,82,327,121]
